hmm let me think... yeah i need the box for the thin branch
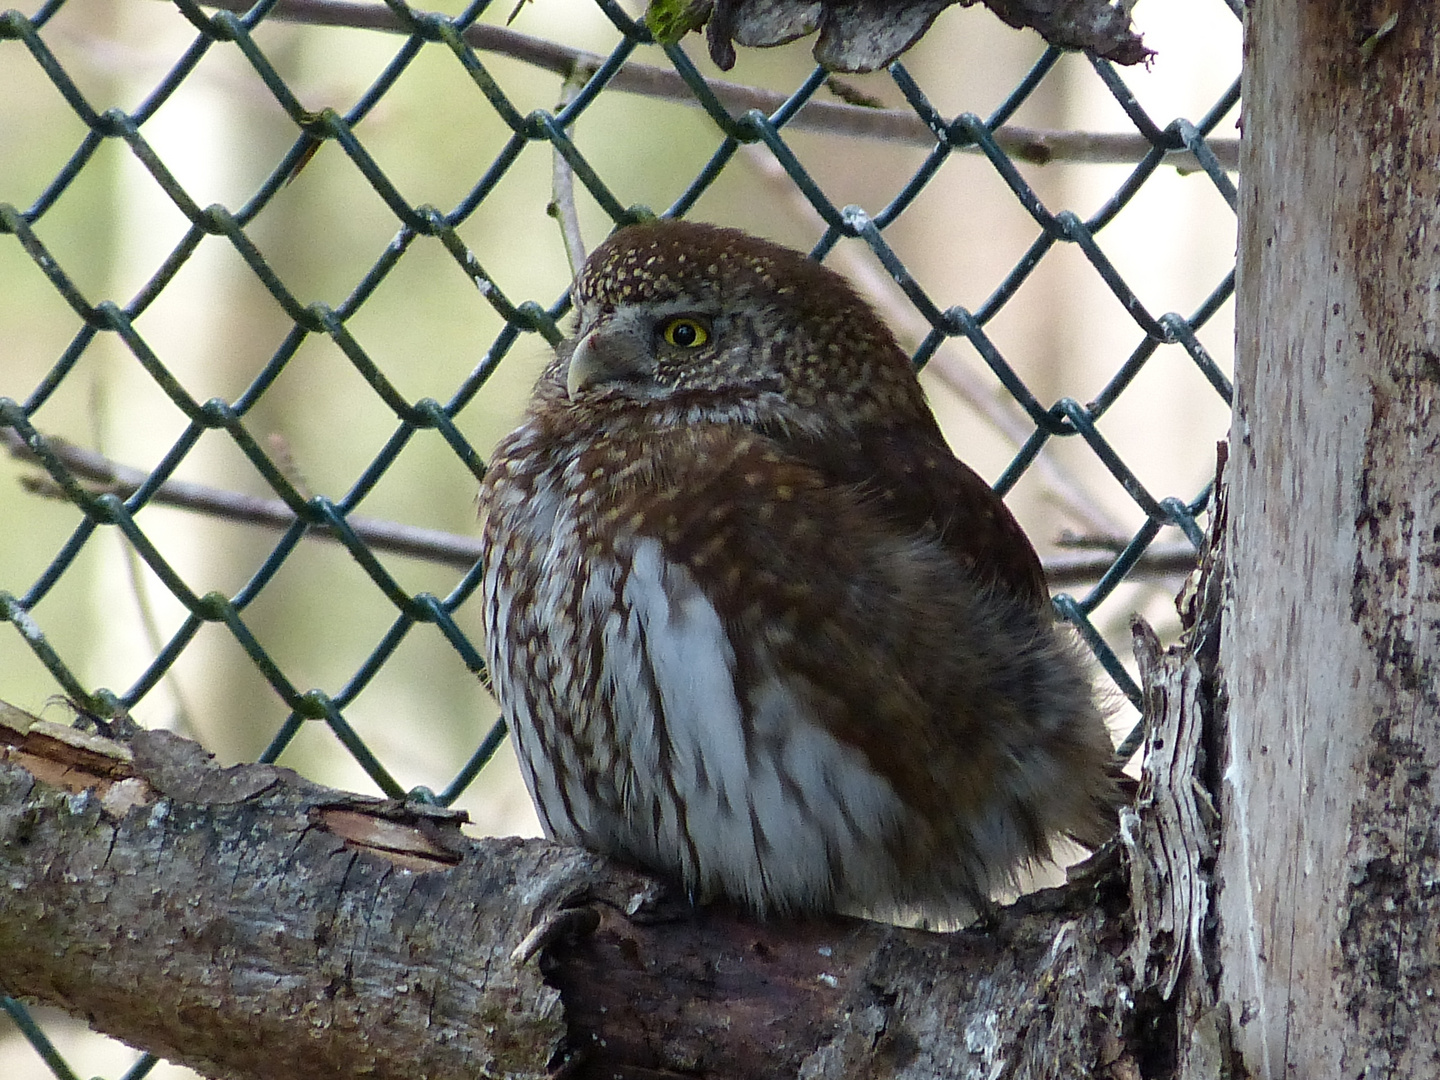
[1046,540,1196,584]
[2,430,485,569]
[192,0,1239,170]
[4,430,1193,585]
[549,73,589,277]
[739,146,1129,540]
[80,398,203,738]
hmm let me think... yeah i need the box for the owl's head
[549,220,929,429]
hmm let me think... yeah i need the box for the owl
[479,220,1117,922]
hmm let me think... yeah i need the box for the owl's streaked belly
[483,455,908,914]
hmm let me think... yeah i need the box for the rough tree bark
[1216,3,1440,1078]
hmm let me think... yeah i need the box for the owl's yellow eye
[660,317,710,349]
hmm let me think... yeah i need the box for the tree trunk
[1217,4,1440,1077]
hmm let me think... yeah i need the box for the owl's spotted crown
[575,220,846,310]
[566,220,920,417]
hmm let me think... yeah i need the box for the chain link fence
[1,0,1239,1074]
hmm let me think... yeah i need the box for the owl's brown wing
[605,425,1107,899]
[766,421,1050,610]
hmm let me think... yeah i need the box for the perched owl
[480,220,1117,922]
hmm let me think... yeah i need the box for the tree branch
[0,671,1215,1078]
[737,146,1135,542]
[192,0,1238,170]
[3,428,1197,586]
[2,428,486,568]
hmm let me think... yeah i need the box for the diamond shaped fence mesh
[1,0,1239,1074]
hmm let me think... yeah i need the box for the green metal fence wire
[1,0,1239,1072]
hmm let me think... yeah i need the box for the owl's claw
[968,896,1002,935]
[618,878,702,924]
[511,902,601,965]
[510,868,688,965]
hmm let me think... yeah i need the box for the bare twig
[84,399,203,738]
[5,430,1191,586]
[1047,540,1195,585]
[739,146,1128,540]
[549,74,589,277]
[192,0,1239,170]
[3,430,485,570]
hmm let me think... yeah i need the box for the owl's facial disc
[566,321,654,399]
[565,303,719,400]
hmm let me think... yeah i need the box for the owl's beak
[566,322,654,398]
